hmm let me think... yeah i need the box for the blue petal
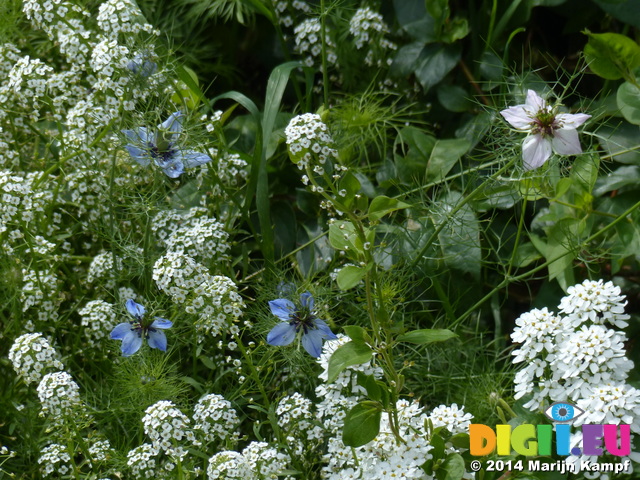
[266,322,296,346]
[269,299,296,322]
[123,127,152,144]
[125,145,151,166]
[121,330,143,356]
[159,112,183,141]
[300,292,314,310]
[157,158,184,178]
[151,317,172,329]
[110,322,133,340]
[147,329,168,351]
[125,299,145,319]
[314,319,338,340]
[181,150,212,168]
[301,328,324,357]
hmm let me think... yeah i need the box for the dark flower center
[290,308,317,334]
[148,142,176,162]
[530,109,559,138]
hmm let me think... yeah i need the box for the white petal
[551,128,582,155]
[500,105,534,130]
[555,113,590,129]
[522,134,552,170]
[525,89,546,110]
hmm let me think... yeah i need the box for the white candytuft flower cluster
[38,443,72,477]
[36,371,83,419]
[193,393,240,444]
[293,18,337,69]
[428,403,474,435]
[153,252,245,339]
[349,7,397,67]
[78,300,118,348]
[558,279,630,328]
[9,333,64,385]
[141,400,196,460]
[511,279,636,412]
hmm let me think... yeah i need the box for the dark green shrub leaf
[342,401,382,447]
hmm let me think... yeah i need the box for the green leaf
[596,121,640,164]
[327,341,373,383]
[426,138,470,183]
[415,43,461,92]
[392,0,437,42]
[436,453,466,480]
[617,81,640,125]
[513,242,542,268]
[338,171,362,208]
[594,165,640,195]
[342,401,382,447]
[328,221,361,253]
[343,325,368,343]
[336,265,369,290]
[397,328,457,345]
[436,85,472,112]
[356,373,382,402]
[430,191,481,278]
[570,154,600,194]
[368,195,410,221]
[584,31,640,81]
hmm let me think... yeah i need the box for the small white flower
[500,89,590,170]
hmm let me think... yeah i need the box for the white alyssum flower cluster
[293,18,337,69]
[78,300,118,348]
[206,442,292,480]
[86,251,121,288]
[9,333,64,385]
[38,443,72,477]
[349,7,397,67]
[127,443,172,480]
[276,392,323,455]
[152,207,230,263]
[153,251,245,339]
[284,113,339,171]
[36,371,83,419]
[193,393,240,444]
[511,279,635,412]
[272,0,311,28]
[141,400,197,460]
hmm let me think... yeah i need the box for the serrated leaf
[397,328,457,345]
[342,401,382,447]
[327,341,373,383]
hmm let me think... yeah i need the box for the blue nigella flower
[127,53,157,77]
[110,299,173,356]
[266,292,337,358]
[122,112,212,178]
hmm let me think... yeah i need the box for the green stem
[319,0,330,108]
[455,197,640,327]
[409,159,516,270]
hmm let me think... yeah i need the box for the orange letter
[470,424,496,456]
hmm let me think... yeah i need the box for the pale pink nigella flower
[500,89,591,170]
